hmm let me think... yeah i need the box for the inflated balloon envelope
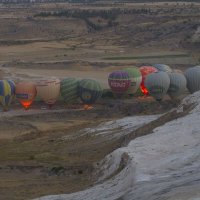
[144,71,170,102]
[185,66,200,94]
[7,80,15,103]
[15,81,36,110]
[108,71,131,97]
[78,79,102,109]
[36,78,60,108]
[122,67,142,95]
[152,64,172,73]
[60,78,79,104]
[0,80,13,111]
[167,72,187,99]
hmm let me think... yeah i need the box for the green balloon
[78,79,102,104]
[60,78,79,104]
[123,67,142,94]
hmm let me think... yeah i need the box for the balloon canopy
[7,80,15,102]
[36,78,60,107]
[152,64,172,73]
[108,71,131,96]
[0,80,13,111]
[15,81,36,109]
[167,72,187,99]
[139,66,158,95]
[185,67,200,94]
[122,67,142,95]
[78,79,102,104]
[145,71,170,101]
[60,78,79,104]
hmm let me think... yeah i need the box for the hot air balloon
[123,67,142,95]
[36,78,60,107]
[0,80,13,111]
[144,71,170,101]
[139,66,158,95]
[185,66,200,94]
[78,79,102,105]
[7,80,15,102]
[15,81,36,109]
[60,78,79,104]
[167,72,187,99]
[152,64,172,73]
[108,71,131,97]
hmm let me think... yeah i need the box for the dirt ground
[0,98,178,200]
[0,2,198,199]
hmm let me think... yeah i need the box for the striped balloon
[153,64,172,73]
[144,71,170,101]
[123,67,142,94]
[7,80,15,102]
[167,72,187,99]
[0,80,12,111]
[108,71,131,96]
[36,78,60,106]
[78,79,102,104]
[185,67,200,94]
[140,66,158,95]
[60,78,79,104]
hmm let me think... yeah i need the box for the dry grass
[0,2,199,70]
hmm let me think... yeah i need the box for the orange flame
[140,85,149,95]
[20,100,33,110]
[83,104,93,110]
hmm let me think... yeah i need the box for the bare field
[0,2,199,199]
[0,2,199,75]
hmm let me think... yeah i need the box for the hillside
[34,89,200,200]
[0,2,200,79]
[0,2,199,199]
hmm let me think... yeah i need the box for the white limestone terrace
[79,114,160,139]
[34,91,200,200]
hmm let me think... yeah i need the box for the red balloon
[108,71,131,96]
[140,66,158,95]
